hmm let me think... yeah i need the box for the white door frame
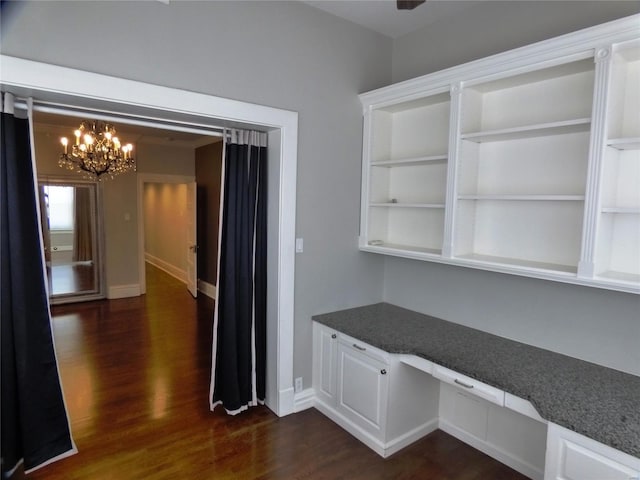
[0,55,298,417]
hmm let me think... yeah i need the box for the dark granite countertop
[312,302,640,459]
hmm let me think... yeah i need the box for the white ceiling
[303,0,479,38]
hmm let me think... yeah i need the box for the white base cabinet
[312,323,440,458]
[545,423,640,480]
[312,322,640,479]
[438,383,548,480]
[336,335,389,439]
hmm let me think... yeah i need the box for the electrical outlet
[294,377,303,393]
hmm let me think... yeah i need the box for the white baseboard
[384,418,439,457]
[197,279,217,299]
[439,419,543,480]
[293,388,315,412]
[107,284,141,299]
[278,386,295,417]
[145,253,186,283]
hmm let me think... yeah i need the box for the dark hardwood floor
[47,261,96,295]
[20,264,527,479]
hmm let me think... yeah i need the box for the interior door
[186,181,198,298]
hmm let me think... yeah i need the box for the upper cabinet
[359,15,640,294]
[596,40,640,285]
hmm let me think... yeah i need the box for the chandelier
[59,120,135,180]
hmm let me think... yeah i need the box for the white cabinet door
[336,341,389,440]
[312,323,338,407]
[545,423,640,480]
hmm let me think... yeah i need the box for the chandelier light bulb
[60,137,68,153]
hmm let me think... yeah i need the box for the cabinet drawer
[338,333,389,365]
[433,365,504,406]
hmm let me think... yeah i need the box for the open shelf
[601,207,640,214]
[371,93,450,162]
[607,41,639,141]
[458,194,584,202]
[461,118,591,143]
[461,59,594,134]
[455,253,577,275]
[371,154,448,167]
[363,242,441,256]
[370,203,445,209]
[454,199,584,273]
[367,207,445,254]
[596,270,640,284]
[607,137,640,151]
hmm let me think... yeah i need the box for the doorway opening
[1,55,297,416]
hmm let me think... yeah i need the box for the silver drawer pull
[454,379,474,389]
[352,343,366,351]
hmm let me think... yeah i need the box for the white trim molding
[293,388,315,413]
[197,279,217,300]
[145,253,187,284]
[1,55,298,417]
[107,284,141,299]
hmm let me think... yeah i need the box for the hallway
[22,264,525,479]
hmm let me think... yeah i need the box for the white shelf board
[457,194,585,202]
[607,137,640,150]
[370,202,445,209]
[596,270,640,284]
[371,154,448,168]
[454,253,577,274]
[461,118,591,143]
[601,207,640,214]
[362,243,441,256]
[359,245,639,294]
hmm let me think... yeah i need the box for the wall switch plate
[295,238,303,253]
[294,377,303,393]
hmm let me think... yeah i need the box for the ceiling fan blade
[397,0,425,10]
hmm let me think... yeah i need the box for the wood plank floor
[20,264,527,479]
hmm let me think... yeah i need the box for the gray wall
[1,0,390,389]
[386,1,640,376]
[392,1,640,82]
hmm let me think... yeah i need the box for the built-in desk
[312,303,640,479]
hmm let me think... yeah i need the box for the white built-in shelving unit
[359,15,640,294]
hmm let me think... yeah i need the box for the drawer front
[433,365,505,406]
[338,333,389,365]
[545,423,640,480]
[559,440,639,480]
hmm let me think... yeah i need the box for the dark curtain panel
[211,131,267,414]
[1,111,75,475]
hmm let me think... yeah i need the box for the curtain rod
[11,97,225,138]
